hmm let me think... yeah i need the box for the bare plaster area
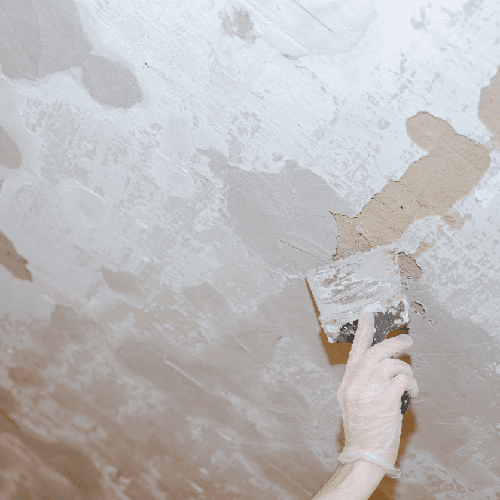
[0,1,500,499]
[333,112,489,260]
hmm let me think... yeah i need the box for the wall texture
[0,0,500,499]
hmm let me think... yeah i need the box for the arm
[311,459,384,500]
[311,310,419,499]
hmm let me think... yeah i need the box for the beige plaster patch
[0,230,32,282]
[398,251,423,281]
[440,211,471,230]
[441,212,471,229]
[411,241,435,259]
[410,300,426,317]
[332,112,490,260]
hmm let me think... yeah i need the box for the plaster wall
[0,0,500,499]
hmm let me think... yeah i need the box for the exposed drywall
[0,1,500,499]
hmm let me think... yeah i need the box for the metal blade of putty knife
[306,246,411,414]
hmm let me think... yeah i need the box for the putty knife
[306,246,412,414]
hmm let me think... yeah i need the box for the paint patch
[410,6,428,32]
[102,267,143,296]
[221,8,256,43]
[0,230,32,281]
[58,179,108,228]
[0,124,22,169]
[0,0,91,80]
[204,156,345,274]
[332,112,490,259]
[0,1,143,109]
[377,118,391,130]
[234,0,376,57]
[479,65,500,139]
[81,54,144,109]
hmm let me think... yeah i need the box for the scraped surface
[0,1,499,499]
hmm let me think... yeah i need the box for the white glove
[336,310,419,478]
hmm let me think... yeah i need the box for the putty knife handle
[400,391,411,415]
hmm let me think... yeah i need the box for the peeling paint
[0,0,499,498]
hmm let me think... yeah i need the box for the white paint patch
[472,171,500,208]
[58,178,108,228]
[229,0,376,57]
[415,152,500,341]
[388,215,442,256]
[152,150,196,199]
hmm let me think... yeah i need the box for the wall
[0,0,500,498]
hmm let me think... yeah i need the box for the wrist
[338,448,400,478]
[311,459,385,500]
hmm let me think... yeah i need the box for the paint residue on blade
[306,246,408,342]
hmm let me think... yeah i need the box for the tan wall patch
[411,240,436,259]
[398,251,423,281]
[333,112,489,260]
[0,230,32,281]
[440,211,471,229]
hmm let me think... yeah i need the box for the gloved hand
[336,310,419,479]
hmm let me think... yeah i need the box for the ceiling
[0,0,500,498]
